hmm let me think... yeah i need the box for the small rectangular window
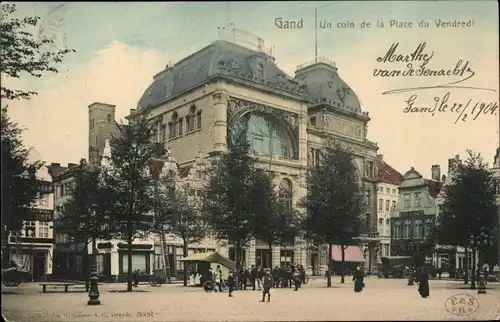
[168,122,175,138]
[310,116,316,127]
[196,111,202,130]
[178,119,183,136]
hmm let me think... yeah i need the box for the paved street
[2,277,499,321]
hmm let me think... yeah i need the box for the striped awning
[331,245,365,263]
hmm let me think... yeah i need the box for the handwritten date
[403,92,498,123]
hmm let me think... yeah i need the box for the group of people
[235,264,306,291]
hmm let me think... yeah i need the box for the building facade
[5,165,55,281]
[123,38,382,274]
[376,155,404,262]
[490,148,500,265]
[390,167,442,265]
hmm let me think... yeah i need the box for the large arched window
[231,112,293,159]
[279,179,292,212]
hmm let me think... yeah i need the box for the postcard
[2,1,499,321]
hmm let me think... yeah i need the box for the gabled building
[376,155,404,262]
[6,163,55,281]
[390,167,443,264]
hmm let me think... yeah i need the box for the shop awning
[331,245,365,263]
[179,251,236,270]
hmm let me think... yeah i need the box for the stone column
[247,239,256,267]
[295,237,307,267]
[272,246,281,268]
[211,92,229,153]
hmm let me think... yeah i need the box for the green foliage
[55,159,112,245]
[301,144,365,246]
[155,175,208,246]
[437,150,497,249]
[1,4,74,100]
[248,169,299,251]
[202,125,255,269]
[102,115,158,243]
[1,106,43,237]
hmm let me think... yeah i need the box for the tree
[437,150,497,287]
[300,144,365,286]
[248,168,299,269]
[102,115,157,291]
[55,159,112,290]
[1,4,74,100]
[1,106,43,267]
[202,124,255,271]
[155,175,208,286]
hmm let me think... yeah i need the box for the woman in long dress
[353,266,364,292]
[417,267,430,298]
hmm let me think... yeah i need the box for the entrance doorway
[33,252,46,281]
[311,254,318,275]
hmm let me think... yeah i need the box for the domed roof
[137,40,303,111]
[295,61,362,113]
[400,167,426,188]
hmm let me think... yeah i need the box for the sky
[4,1,499,179]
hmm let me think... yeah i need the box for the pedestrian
[352,266,364,293]
[250,265,257,290]
[227,270,235,297]
[292,267,301,291]
[272,266,280,288]
[483,262,490,285]
[133,269,140,287]
[214,265,223,292]
[417,267,430,298]
[257,266,264,290]
[260,269,273,302]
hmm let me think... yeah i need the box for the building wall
[377,182,398,260]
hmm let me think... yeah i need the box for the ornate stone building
[376,155,404,262]
[129,39,382,274]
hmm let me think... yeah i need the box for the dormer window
[230,59,238,71]
[309,116,316,127]
[257,63,264,79]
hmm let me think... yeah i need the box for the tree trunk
[182,242,188,287]
[235,242,241,271]
[471,249,476,289]
[268,244,273,269]
[464,248,469,284]
[127,241,133,291]
[327,243,332,287]
[83,241,90,291]
[340,245,346,284]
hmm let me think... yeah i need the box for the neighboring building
[390,167,443,265]
[123,36,382,274]
[5,164,55,281]
[376,154,404,262]
[491,148,500,265]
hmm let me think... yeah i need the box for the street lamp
[470,230,496,294]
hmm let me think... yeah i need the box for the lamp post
[470,230,496,295]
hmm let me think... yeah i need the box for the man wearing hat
[227,270,236,297]
[260,269,273,302]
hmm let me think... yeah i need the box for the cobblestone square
[2,277,499,321]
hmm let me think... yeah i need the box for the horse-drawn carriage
[2,261,31,287]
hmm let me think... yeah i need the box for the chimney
[378,154,384,162]
[448,157,460,174]
[431,165,441,181]
[441,174,447,182]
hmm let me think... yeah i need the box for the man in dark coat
[417,267,430,298]
[260,269,273,302]
[238,268,247,290]
[250,265,258,290]
[227,270,236,297]
[352,266,364,292]
[133,269,140,287]
[272,266,280,288]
